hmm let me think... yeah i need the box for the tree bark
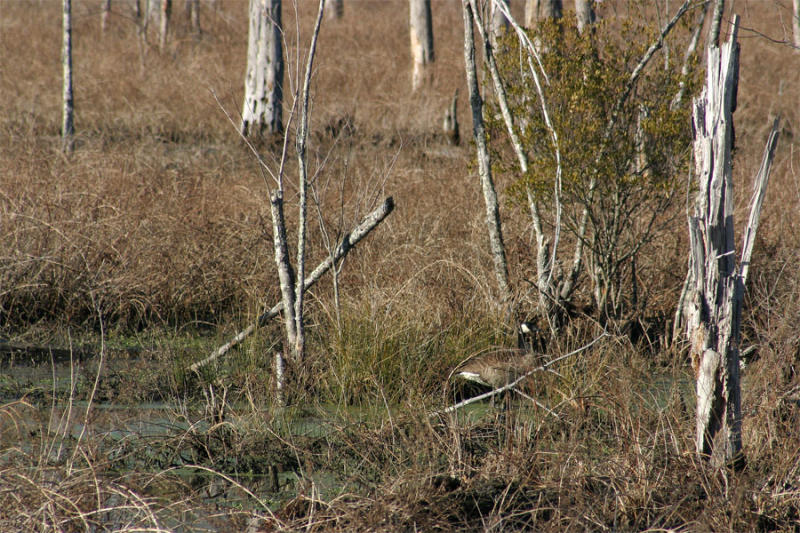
[524,0,562,27]
[241,0,284,138]
[443,89,459,146]
[793,0,800,49]
[270,190,298,359]
[326,0,343,19]
[409,0,434,91]
[468,0,556,321]
[708,0,724,47]
[686,15,778,468]
[159,0,172,51]
[62,0,75,154]
[491,0,510,44]
[574,0,595,34]
[462,0,513,317]
[671,0,709,110]
[101,0,111,33]
[291,0,325,366]
[186,0,200,35]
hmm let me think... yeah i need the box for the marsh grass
[2,0,800,530]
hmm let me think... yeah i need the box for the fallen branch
[432,332,608,416]
[189,197,395,373]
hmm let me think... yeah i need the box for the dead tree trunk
[574,0,595,34]
[524,0,562,28]
[462,0,513,318]
[269,1,325,404]
[186,0,200,35]
[409,0,434,91]
[491,0,510,44]
[62,0,75,154]
[326,0,343,19]
[101,0,111,32]
[793,0,800,49]
[686,15,779,468]
[241,0,283,137]
[443,89,459,146]
[708,0,724,47]
[159,0,172,51]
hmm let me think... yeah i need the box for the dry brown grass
[2,0,800,530]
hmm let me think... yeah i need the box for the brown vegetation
[1,0,800,530]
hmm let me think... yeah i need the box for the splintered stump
[684,15,779,468]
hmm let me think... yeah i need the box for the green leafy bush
[488,14,699,318]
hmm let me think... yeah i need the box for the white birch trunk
[462,0,512,315]
[409,0,434,91]
[62,0,75,154]
[241,0,284,137]
[687,15,778,468]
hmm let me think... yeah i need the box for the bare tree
[793,0,800,49]
[443,89,459,146]
[101,0,111,33]
[686,15,780,468]
[525,0,562,28]
[189,198,395,373]
[409,0,434,91]
[462,0,513,318]
[159,0,172,51]
[491,0,510,43]
[326,0,343,19]
[186,0,200,34]
[574,0,594,34]
[708,0,724,47]
[62,0,75,154]
[671,0,709,109]
[241,0,284,138]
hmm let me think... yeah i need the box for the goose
[454,322,542,390]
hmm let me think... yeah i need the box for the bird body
[454,322,543,390]
[455,349,538,389]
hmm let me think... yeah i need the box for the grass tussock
[2,0,800,530]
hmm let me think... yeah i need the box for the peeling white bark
[241,0,283,137]
[687,15,779,467]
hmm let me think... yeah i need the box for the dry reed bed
[1,0,800,531]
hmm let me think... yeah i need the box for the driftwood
[685,15,780,468]
[188,197,395,373]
